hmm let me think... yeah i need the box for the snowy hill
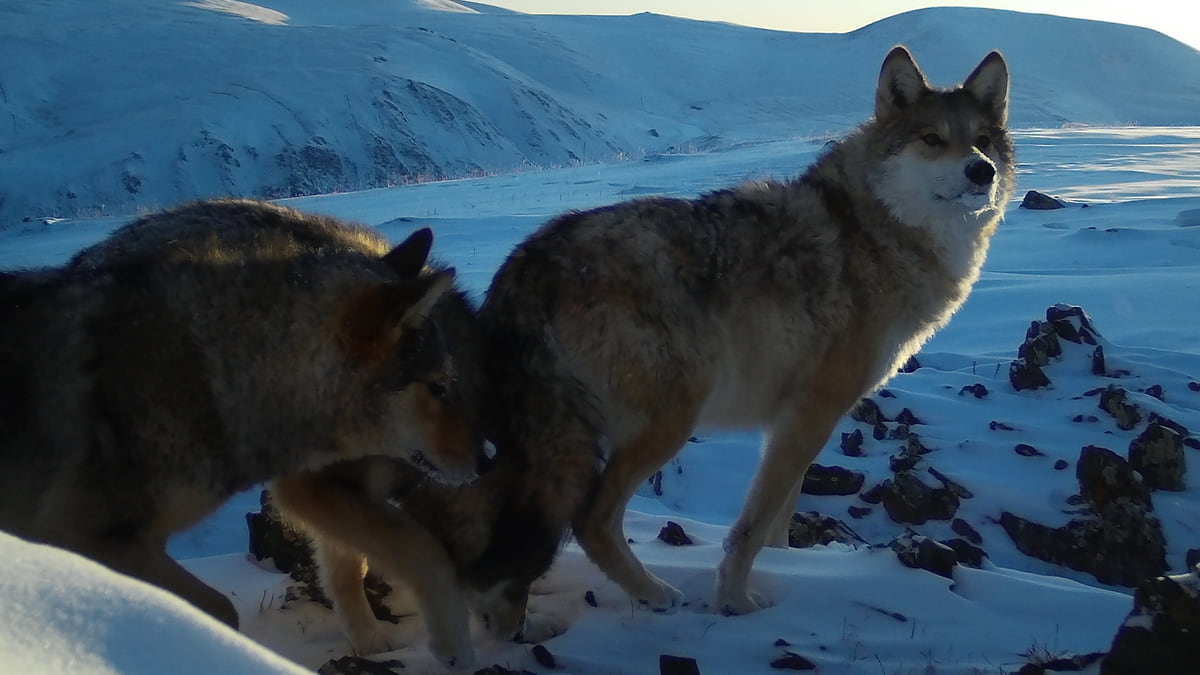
[2,1,1199,226]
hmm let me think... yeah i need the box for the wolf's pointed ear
[963,51,1009,125]
[398,268,455,328]
[337,269,455,364]
[876,46,931,121]
[383,228,434,278]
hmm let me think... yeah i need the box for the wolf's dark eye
[426,381,447,400]
[921,133,942,147]
[975,135,991,149]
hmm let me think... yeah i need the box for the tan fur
[0,199,488,628]
[277,46,1015,666]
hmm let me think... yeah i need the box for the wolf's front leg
[717,413,837,615]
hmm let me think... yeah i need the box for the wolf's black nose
[965,159,995,186]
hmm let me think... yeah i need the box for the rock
[941,538,987,568]
[850,398,887,425]
[1101,567,1200,675]
[1020,190,1066,209]
[1015,443,1044,457]
[889,531,958,578]
[584,590,598,607]
[904,434,931,456]
[317,657,404,675]
[769,652,817,670]
[1019,323,1062,367]
[531,645,557,669]
[1000,446,1166,587]
[840,428,865,457]
[951,518,983,545]
[787,511,868,548]
[1099,386,1141,430]
[959,383,989,399]
[659,655,701,675]
[1092,345,1107,375]
[658,521,692,546]
[928,466,974,499]
[872,422,889,440]
[1128,422,1186,491]
[847,505,872,519]
[877,470,959,524]
[899,355,921,373]
[989,420,1016,431]
[889,452,921,473]
[1010,358,1051,391]
[895,408,923,426]
[888,423,912,439]
[1055,459,1070,470]
[1190,382,1200,393]
[801,463,866,496]
[1146,384,1164,401]
[1078,445,1151,511]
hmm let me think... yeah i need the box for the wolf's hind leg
[573,415,697,611]
[717,406,841,615]
[86,538,239,628]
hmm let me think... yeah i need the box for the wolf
[275,44,1014,665]
[0,199,491,629]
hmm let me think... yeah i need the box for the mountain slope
[1,1,1198,226]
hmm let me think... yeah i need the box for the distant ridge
[1,1,1198,224]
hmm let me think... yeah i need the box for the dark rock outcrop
[1020,190,1066,209]
[1101,566,1200,675]
[802,463,866,496]
[787,511,868,548]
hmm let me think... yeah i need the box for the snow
[2,1,1200,674]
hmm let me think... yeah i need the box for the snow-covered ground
[2,2,1200,674]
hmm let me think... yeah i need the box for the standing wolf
[0,199,490,628]
[280,44,1015,665]
[479,45,1015,616]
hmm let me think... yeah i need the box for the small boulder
[1020,190,1066,209]
[1101,566,1200,675]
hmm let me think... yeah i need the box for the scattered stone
[787,511,868,548]
[1010,358,1051,391]
[1046,304,1098,335]
[658,521,692,546]
[769,652,817,671]
[531,645,557,669]
[959,383,989,399]
[1145,384,1164,401]
[847,505,872,519]
[850,399,887,425]
[889,531,958,579]
[952,518,983,545]
[802,463,866,496]
[941,537,987,568]
[887,423,911,440]
[584,590,598,607]
[889,452,921,473]
[1073,414,1100,424]
[877,470,959,524]
[1190,382,1200,393]
[1055,459,1070,471]
[928,467,974,499]
[858,483,885,505]
[1092,345,1107,376]
[905,434,931,456]
[1099,386,1141,430]
[1148,412,1189,438]
[895,408,923,426]
[989,420,1016,431]
[774,639,790,648]
[1020,190,1065,209]
[1102,566,1200,675]
[1128,422,1186,491]
[317,657,403,675]
[1000,446,1166,587]
[1020,323,1062,366]
[659,654,701,675]
[1015,443,1044,457]
[879,389,896,398]
[872,422,888,440]
[840,428,865,457]
[899,355,921,373]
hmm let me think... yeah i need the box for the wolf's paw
[633,575,685,613]
[348,626,402,657]
[717,588,771,616]
[515,610,568,644]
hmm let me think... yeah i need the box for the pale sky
[480,1,1200,52]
